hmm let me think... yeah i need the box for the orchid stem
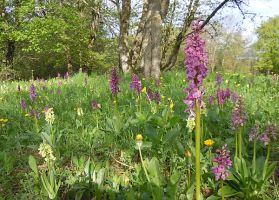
[252,139,257,174]
[221,180,225,200]
[235,133,238,158]
[263,144,271,179]
[238,128,242,160]
[195,100,201,200]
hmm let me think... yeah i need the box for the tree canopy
[255,16,279,74]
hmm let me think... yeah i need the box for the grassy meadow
[0,71,279,199]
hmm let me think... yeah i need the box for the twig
[110,154,134,169]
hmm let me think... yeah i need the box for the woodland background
[0,0,278,80]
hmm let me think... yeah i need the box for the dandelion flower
[204,139,214,147]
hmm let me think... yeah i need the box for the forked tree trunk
[162,0,199,71]
[150,0,161,79]
[119,0,131,73]
[128,0,149,71]
[143,7,152,79]
[143,0,169,79]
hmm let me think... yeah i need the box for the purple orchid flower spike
[109,67,120,96]
[212,144,232,181]
[130,74,142,95]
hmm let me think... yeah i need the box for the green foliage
[255,16,279,74]
[0,0,118,79]
[0,71,278,199]
[224,157,277,199]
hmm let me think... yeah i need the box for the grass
[0,70,278,199]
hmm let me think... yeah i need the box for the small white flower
[45,108,55,125]
[187,117,196,132]
[38,143,56,162]
[77,107,84,117]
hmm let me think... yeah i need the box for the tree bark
[6,40,15,67]
[128,0,149,71]
[119,0,131,73]
[162,0,199,71]
[161,0,176,68]
[150,0,162,79]
[162,0,231,71]
[142,0,169,79]
[143,4,152,78]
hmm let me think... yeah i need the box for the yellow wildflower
[0,118,8,127]
[136,134,143,148]
[136,134,143,141]
[141,87,146,93]
[204,139,214,147]
[169,99,175,109]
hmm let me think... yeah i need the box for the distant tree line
[0,0,263,80]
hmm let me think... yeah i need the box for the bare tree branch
[163,0,248,71]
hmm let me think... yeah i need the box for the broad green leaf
[217,185,239,197]
[28,155,39,178]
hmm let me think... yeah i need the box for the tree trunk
[6,40,15,67]
[150,0,161,79]
[162,0,199,71]
[162,0,231,71]
[89,6,101,48]
[143,7,152,79]
[161,0,176,68]
[142,0,169,79]
[128,0,149,71]
[119,0,131,73]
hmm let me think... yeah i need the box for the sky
[230,0,279,42]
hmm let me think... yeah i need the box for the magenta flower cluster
[212,144,232,181]
[29,109,40,119]
[231,92,239,103]
[259,123,277,146]
[209,74,238,106]
[184,20,208,112]
[209,96,214,105]
[29,84,37,101]
[156,79,161,87]
[231,97,247,129]
[249,123,260,142]
[20,99,27,110]
[109,67,120,96]
[146,88,161,104]
[216,88,231,106]
[216,74,223,87]
[91,100,100,110]
[130,74,142,95]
